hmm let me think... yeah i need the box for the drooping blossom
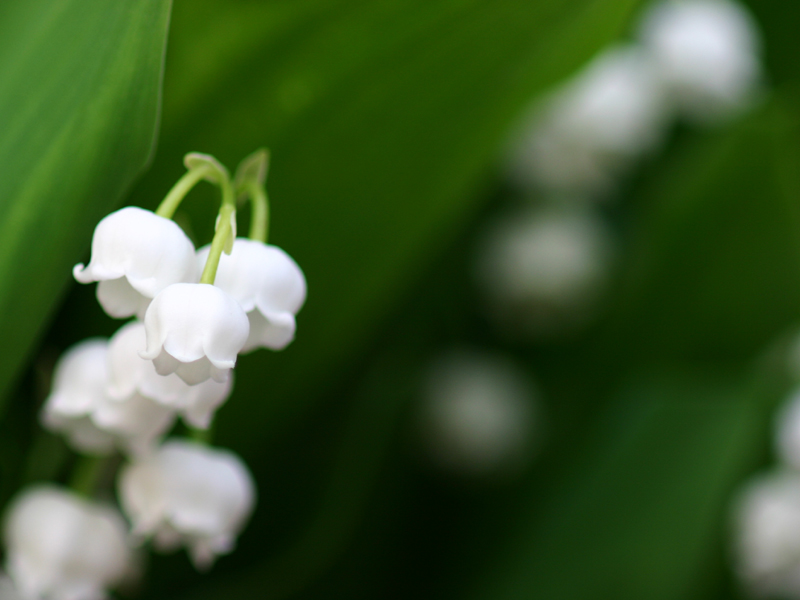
[421,350,537,476]
[474,204,614,336]
[42,339,175,456]
[107,321,233,429]
[506,45,669,196]
[196,239,306,352]
[3,486,132,600]
[638,0,762,122]
[733,471,800,598]
[73,207,198,319]
[140,283,249,385]
[118,440,256,569]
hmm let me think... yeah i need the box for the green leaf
[609,95,800,364]
[467,370,766,600]
[0,0,171,410]
[126,0,645,461]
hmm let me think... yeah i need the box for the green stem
[189,422,215,445]
[200,176,237,285]
[155,166,214,219]
[244,180,269,243]
[69,455,107,498]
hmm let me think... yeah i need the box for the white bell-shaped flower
[73,207,198,319]
[107,322,233,429]
[421,350,537,476]
[474,204,614,337]
[638,0,762,122]
[140,283,249,385]
[3,486,132,600]
[506,45,668,195]
[196,239,306,352]
[42,339,175,456]
[118,440,256,569]
[733,471,800,598]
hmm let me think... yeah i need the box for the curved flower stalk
[107,322,233,429]
[196,239,306,352]
[118,440,256,569]
[73,207,198,319]
[638,0,762,122]
[140,283,250,385]
[3,486,133,600]
[42,339,175,456]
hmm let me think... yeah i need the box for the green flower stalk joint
[3,150,306,600]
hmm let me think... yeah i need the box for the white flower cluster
[506,0,763,197]
[2,151,303,599]
[732,388,800,598]
[476,0,763,338]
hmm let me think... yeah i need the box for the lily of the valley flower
[107,322,232,429]
[140,284,249,385]
[196,239,306,352]
[421,350,536,476]
[733,471,800,598]
[506,45,668,195]
[474,205,614,336]
[118,440,255,570]
[0,573,23,600]
[638,0,762,121]
[42,339,175,456]
[73,207,198,319]
[3,486,132,600]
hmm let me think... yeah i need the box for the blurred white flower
[421,350,537,476]
[474,204,614,336]
[196,239,306,352]
[140,283,250,385]
[774,390,800,472]
[506,44,668,195]
[118,440,256,570]
[107,321,233,430]
[41,339,175,456]
[3,486,132,600]
[638,0,762,122]
[73,207,198,319]
[0,574,23,600]
[733,471,800,598]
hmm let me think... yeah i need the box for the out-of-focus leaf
[125,0,645,462]
[467,370,765,600]
[0,0,171,411]
[609,95,800,364]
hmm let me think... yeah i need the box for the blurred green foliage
[2,0,800,599]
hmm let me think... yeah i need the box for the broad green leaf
[0,0,171,410]
[608,95,800,365]
[466,370,767,600]
[125,0,645,463]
